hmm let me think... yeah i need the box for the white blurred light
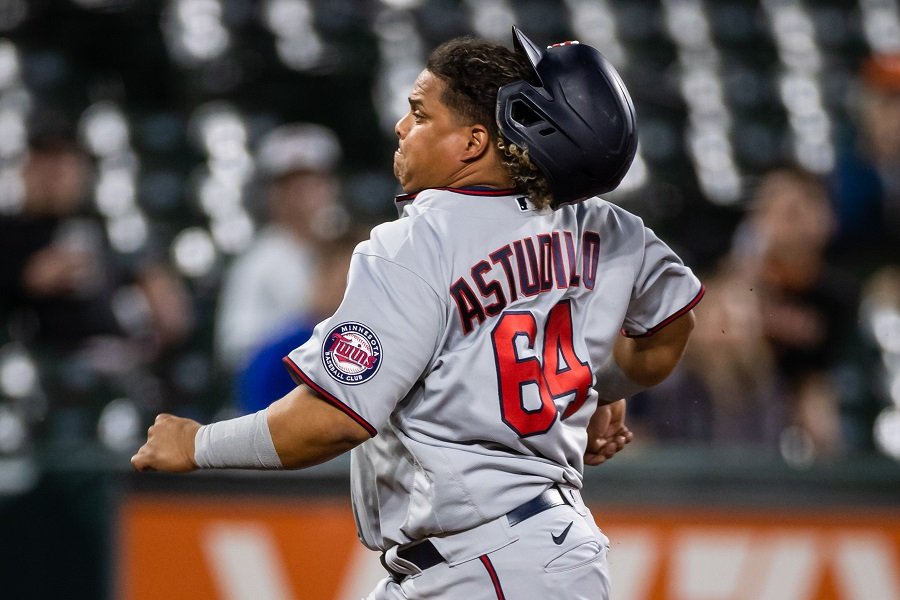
[664,0,741,206]
[884,351,900,374]
[613,152,648,194]
[378,65,422,133]
[0,86,29,112]
[769,4,821,71]
[872,309,900,354]
[106,212,148,254]
[95,168,137,217]
[0,164,23,214]
[172,227,217,277]
[564,0,627,68]
[111,284,152,339]
[779,73,823,115]
[874,407,900,460]
[379,0,423,8]
[97,398,141,452]
[891,373,900,405]
[264,0,324,71]
[264,0,311,30]
[788,111,831,140]
[689,122,742,205]
[189,102,245,153]
[198,172,243,216]
[80,102,131,158]
[698,168,742,205]
[0,405,26,454]
[794,138,835,174]
[779,425,817,468]
[373,9,425,134]
[211,212,255,254]
[664,0,712,50]
[689,127,736,171]
[202,118,246,160]
[177,0,229,60]
[374,7,423,47]
[98,151,140,175]
[275,37,324,72]
[209,153,253,183]
[681,68,728,118]
[0,107,25,157]
[163,0,230,65]
[0,346,37,399]
[764,1,835,172]
[0,40,20,89]
[860,0,900,53]
[463,0,516,42]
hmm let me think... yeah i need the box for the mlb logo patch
[322,322,382,385]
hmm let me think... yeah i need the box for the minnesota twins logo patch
[322,322,382,385]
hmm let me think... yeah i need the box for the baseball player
[133,27,703,600]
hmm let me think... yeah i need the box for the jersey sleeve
[283,251,445,436]
[621,227,704,337]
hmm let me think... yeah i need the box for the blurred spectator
[235,228,365,414]
[634,167,862,457]
[0,112,193,352]
[0,109,194,442]
[630,265,784,448]
[830,53,900,271]
[214,123,346,372]
[731,166,860,457]
[0,122,117,347]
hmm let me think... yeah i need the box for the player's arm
[614,309,695,387]
[594,309,696,402]
[583,311,694,466]
[267,385,371,468]
[131,384,371,472]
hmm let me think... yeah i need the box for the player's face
[393,70,473,193]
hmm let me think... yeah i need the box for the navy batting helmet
[497,27,638,206]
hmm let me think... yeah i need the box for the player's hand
[584,399,633,466]
[131,413,201,472]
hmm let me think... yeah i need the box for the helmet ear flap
[509,99,543,127]
[509,99,558,138]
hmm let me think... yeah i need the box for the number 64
[490,300,592,437]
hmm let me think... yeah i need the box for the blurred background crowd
[0,0,898,468]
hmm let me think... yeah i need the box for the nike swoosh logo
[551,521,574,545]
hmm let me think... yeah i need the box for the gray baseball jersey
[284,187,703,551]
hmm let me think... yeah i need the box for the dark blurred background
[0,1,898,598]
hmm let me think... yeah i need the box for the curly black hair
[426,37,554,209]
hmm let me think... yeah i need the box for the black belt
[387,487,570,578]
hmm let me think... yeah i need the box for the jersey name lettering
[450,230,601,334]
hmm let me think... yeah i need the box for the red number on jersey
[491,301,592,437]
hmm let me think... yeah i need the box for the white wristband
[194,408,283,469]
[593,355,646,403]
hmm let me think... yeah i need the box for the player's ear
[460,124,491,162]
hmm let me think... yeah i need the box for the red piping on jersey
[281,357,377,437]
[623,285,706,338]
[395,187,518,203]
[479,555,507,600]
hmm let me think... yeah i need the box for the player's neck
[446,155,515,190]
